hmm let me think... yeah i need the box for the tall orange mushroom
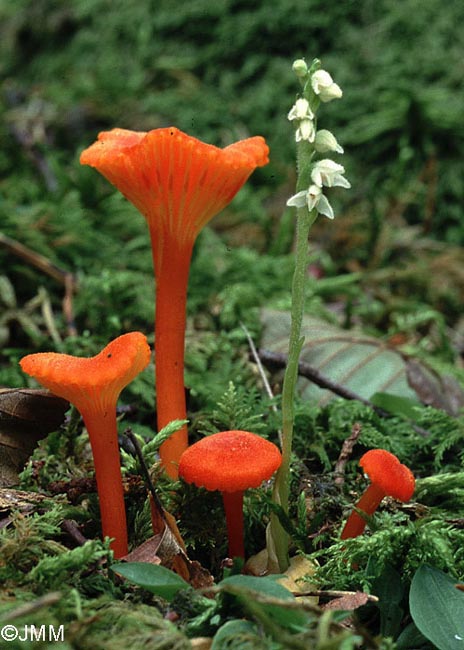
[340,449,415,540]
[80,128,269,479]
[20,332,151,558]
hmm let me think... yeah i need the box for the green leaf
[212,620,262,650]
[370,392,422,422]
[111,562,190,601]
[219,575,308,631]
[409,565,464,650]
[395,622,430,650]
[371,565,404,639]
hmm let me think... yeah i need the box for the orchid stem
[152,231,191,479]
[267,128,317,573]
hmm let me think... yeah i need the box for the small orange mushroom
[80,128,269,479]
[20,332,151,558]
[178,430,282,559]
[340,449,415,540]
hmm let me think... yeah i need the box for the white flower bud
[314,129,344,154]
[292,59,308,78]
[311,159,351,189]
[288,98,313,122]
[296,119,315,143]
[311,69,343,102]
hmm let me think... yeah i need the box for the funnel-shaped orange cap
[20,332,151,558]
[80,127,269,257]
[20,332,151,419]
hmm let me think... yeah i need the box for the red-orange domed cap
[360,449,415,502]
[178,430,282,493]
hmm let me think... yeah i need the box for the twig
[241,322,282,446]
[258,348,430,437]
[0,232,77,336]
[61,519,88,546]
[241,323,277,405]
[4,85,59,193]
[294,589,379,603]
[203,584,381,648]
[258,348,385,411]
[124,429,166,522]
[334,422,362,487]
[0,592,62,622]
[9,122,59,193]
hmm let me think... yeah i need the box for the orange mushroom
[178,430,282,559]
[340,449,415,540]
[20,332,151,558]
[80,128,269,479]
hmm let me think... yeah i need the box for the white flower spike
[311,69,342,102]
[311,159,351,189]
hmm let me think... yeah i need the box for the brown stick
[334,422,362,487]
[294,589,379,603]
[258,348,385,411]
[257,348,430,437]
[0,232,77,336]
[61,519,88,546]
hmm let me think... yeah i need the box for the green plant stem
[268,140,317,573]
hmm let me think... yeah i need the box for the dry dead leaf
[243,548,270,576]
[122,537,162,564]
[406,360,464,416]
[0,388,69,436]
[0,487,48,530]
[0,487,47,512]
[0,388,69,486]
[190,638,212,650]
[277,555,318,605]
[148,493,214,587]
[322,591,370,611]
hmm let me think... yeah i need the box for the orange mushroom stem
[178,430,282,559]
[80,128,269,479]
[150,235,192,477]
[20,332,151,558]
[340,449,415,540]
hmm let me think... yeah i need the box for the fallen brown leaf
[0,388,69,486]
[322,591,370,611]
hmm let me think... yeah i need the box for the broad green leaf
[112,562,189,601]
[212,620,263,650]
[371,565,404,639]
[260,309,459,409]
[219,574,308,630]
[395,622,430,649]
[409,565,464,650]
[370,392,422,421]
